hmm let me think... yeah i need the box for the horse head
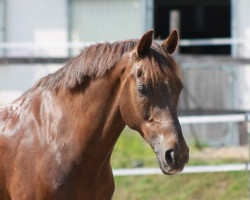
[119,29,189,175]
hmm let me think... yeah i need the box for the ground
[190,145,248,165]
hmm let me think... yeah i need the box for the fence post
[246,112,250,199]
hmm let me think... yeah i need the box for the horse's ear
[136,29,154,56]
[161,29,179,54]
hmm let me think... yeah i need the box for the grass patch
[113,171,248,200]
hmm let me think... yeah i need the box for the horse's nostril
[165,149,175,165]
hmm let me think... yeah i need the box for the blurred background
[0,0,249,199]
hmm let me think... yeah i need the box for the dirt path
[191,145,248,160]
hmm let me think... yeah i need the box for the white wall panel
[231,0,250,58]
[6,0,68,57]
[71,0,144,42]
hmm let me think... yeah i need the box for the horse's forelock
[137,43,183,89]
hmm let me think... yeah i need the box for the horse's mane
[34,40,138,90]
[34,39,182,91]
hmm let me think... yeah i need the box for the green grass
[113,171,248,200]
[111,127,248,200]
[187,157,248,166]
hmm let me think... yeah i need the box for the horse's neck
[54,74,125,165]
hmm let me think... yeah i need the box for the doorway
[154,0,231,54]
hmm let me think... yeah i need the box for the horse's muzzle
[155,146,189,175]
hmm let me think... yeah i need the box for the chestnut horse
[0,29,189,200]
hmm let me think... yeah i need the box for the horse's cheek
[119,97,141,132]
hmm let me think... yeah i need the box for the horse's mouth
[155,153,183,175]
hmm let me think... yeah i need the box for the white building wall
[70,0,154,55]
[232,0,250,58]
[0,64,61,105]
[0,0,5,41]
[72,0,143,42]
[237,0,250,58]
[0,0,68,105]
[6,0,68,57]
[231,0,250,109]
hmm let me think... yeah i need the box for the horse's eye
[137,84,147,95]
